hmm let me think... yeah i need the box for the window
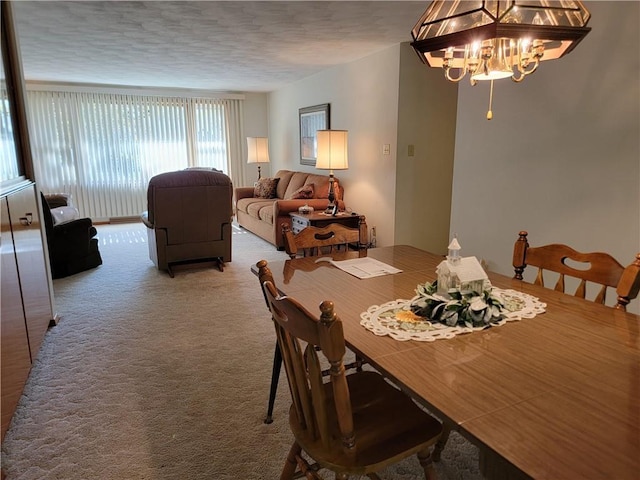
[27,89,239,219]
[0,90,20,182]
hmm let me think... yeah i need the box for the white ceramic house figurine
[437,236,490,296]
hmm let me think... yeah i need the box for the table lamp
[316,130,348,215]
[247,137,270,181]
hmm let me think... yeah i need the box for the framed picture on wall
[299,103,330,166]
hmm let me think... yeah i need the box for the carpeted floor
[1,222,482,479]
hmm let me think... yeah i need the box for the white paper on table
[317,257,402,279]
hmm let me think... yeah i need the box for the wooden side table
[289,211,363,233]
[289,211,368,249]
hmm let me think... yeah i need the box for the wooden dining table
[256,245,640,480]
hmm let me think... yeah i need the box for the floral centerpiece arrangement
[410,280,505,328]
[360,238,545,341]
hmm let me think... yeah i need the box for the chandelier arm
[517,57,541,76]
[512,71,526,83]
[444,67,467,83]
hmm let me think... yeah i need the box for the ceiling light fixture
[411,1,591,119]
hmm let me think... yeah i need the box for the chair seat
[290,371,442,475]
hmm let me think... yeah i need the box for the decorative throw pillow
[287,183,315,200]
[51,206,80,225]
[254,177,279,199]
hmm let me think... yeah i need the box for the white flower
[470,297,487,311]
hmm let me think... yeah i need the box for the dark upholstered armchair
[40,193,102,279]
[141,168,233,276]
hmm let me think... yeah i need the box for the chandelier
[411,1,591,119]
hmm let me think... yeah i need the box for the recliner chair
[40,192,102,279]
[141,168,233,277]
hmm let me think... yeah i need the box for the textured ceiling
[12,1,428,92]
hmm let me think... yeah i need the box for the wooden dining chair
[257,260,365,425]
[513,231,640,310]
[259,219,367,424]
[258,267,443,480]
[282,217,368,259]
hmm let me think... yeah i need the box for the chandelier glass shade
[411,1,591,85]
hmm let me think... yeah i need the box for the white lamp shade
[247,137,270,164]
[316,130,348,170]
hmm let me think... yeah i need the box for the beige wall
[268,45,403,247]
[395,43,458,255]
[241,92,270,186]
[449,1,640,313]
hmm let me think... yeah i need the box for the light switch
[408,144,415,157]
[383,144,390,155]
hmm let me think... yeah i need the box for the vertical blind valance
[27,90,242,219]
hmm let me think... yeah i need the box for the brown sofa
[235,169,344,249]
[141,168,233,276]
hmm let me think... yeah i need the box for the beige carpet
[1,223,481,479]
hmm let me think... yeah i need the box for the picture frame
[299,103,330,166]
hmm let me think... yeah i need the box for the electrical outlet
[370,226,377,248]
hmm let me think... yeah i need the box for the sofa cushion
[286,183,315,200]
[247,199,271,217]
[254,177,279,198]
[237,198,275,225]
[274,170,296,199]
[237,197,273,215]
[283,172,310,200]
[258,205,274,224]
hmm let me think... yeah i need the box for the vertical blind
[27,89,242,219]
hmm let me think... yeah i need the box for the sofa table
[289,211,365,235]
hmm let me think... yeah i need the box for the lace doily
[359,288,546,342]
